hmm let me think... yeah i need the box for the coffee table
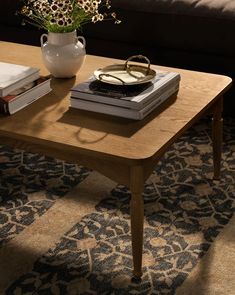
[0,41,232,279]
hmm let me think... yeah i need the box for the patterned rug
[0,117,234,294]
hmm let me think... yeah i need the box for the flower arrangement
[18,0,120,33]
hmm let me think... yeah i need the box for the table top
[0,42,232,163]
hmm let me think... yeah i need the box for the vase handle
[40,33,48,47]
[76,36,86,48]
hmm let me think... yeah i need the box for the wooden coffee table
[0,42,232,279]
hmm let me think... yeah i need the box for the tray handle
[124,55,151,76]
[98,73,125,85]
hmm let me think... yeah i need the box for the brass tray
[94,55,156,85]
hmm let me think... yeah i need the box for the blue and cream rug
[0,117,234,294]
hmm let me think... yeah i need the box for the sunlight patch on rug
[0,148,90,247]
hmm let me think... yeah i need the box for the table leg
[212,96,223,180]
[130,165,144,279]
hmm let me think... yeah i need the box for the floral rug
[0,117,234,294]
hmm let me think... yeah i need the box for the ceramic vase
[40,31,86,78]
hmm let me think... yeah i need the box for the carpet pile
[0,117,234,294]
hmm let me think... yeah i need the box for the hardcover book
[70,83,179,120]
[0,76,51,115]
[71,71,180,110]
[0,62,40,97]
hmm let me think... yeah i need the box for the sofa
[1,0,235,116]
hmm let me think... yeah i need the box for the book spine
[70,97,141,119]
[137,79,179,110]
[9,82,51,114]
[70,83,179,120]
[138,85,179,119]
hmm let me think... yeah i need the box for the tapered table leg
[129,165,144,279]
[212,96,223,180]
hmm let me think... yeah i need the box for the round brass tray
[94,55,156,85]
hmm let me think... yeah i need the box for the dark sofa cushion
[112,0,235,20]
[84,0,235,57]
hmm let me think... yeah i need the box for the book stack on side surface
[0,62,51,115]
[70,71,180,120]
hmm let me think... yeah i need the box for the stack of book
[70,70,180,120]
[0,62,51,115]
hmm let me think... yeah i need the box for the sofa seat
[86,0,235,57]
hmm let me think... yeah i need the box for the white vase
[40,31,86,78]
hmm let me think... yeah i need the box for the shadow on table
[58,93,177,137]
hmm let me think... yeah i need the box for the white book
[71,71,180,110]
[0,76,51,115]
[0,62,40,97]
[70,83,179,120]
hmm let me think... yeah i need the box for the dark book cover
[71,71,180,110]
[72,76,154,100]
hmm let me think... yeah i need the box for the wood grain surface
[0,42,232,164]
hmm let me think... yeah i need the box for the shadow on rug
[0,117,235,294]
